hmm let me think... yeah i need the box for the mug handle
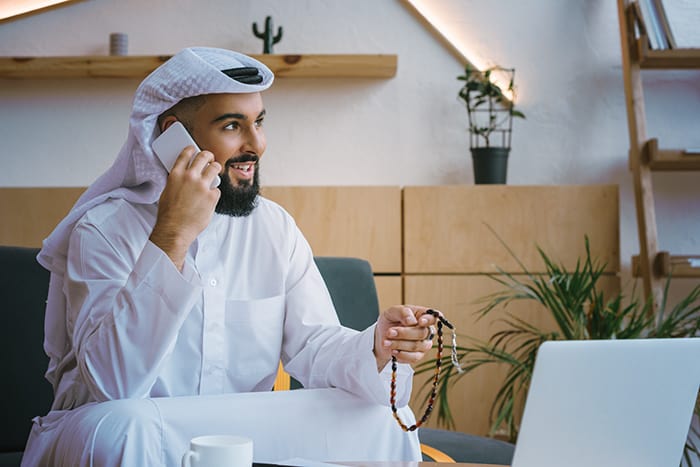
[182,451,197,467]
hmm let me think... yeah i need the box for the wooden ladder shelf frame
[617,0,700,310]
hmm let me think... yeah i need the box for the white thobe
[23,196,419,466]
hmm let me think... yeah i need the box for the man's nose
[242,127,265,154]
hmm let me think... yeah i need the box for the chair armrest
[420,443,456,462]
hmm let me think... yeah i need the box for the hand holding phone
[152,122,221,189]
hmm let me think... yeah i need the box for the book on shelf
[652,0,676,49]
[636,0,669,49]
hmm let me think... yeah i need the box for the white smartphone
[152,121,220,189]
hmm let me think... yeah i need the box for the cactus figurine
[252,16,283,54]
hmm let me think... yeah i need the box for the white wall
[1,0,699,300]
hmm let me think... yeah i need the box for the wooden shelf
[633,38,700,69]
[0,54,397,80]
[619,0,700,308]
[641,139,700,171]
[633,253,700,278]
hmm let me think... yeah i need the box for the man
[23,47,437,466]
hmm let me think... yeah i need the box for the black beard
[215,159,260,217]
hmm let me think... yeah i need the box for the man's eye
[255,118,264,128]
[224,122,240,130]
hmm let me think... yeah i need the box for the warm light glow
[0,0,75,21]
[402,0,514,102]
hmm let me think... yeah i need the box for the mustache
[226,154,259,166]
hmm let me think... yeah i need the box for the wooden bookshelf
[633,38,700,69]
[642,139,700,171]
[618,0,700,308]
[0,54,398,79]
[632,253,700,278]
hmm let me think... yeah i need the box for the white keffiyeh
[37,47,274,392]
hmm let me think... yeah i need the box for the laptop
[511,338,700,467]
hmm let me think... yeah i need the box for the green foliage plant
[458,65,525,149]
[415,230,700,465]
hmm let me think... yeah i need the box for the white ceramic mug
[181,435,253,467]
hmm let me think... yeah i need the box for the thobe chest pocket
[223,295,285,386]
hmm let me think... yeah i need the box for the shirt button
[209,278,218,287]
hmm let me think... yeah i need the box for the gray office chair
[0,246,53,467]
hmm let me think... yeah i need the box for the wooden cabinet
[403,185,620,436]
[1,184,621,436]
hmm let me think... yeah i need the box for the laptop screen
[512,338,700,467]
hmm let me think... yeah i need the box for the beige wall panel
[404,185,619,274]
[1,187,404,272]
[405,274,620,437]
[374,275,403,312]
[0,187,84,247]
[263,186,402,273]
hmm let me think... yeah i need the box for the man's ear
[159,116,178,133]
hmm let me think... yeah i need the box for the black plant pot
[470,147,510,184]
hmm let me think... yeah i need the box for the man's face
[188,92,267,216]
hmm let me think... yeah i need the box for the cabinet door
[404,185,620,274]
[405,274,620,436]
[0,187,85,247]
[264,186,402,274]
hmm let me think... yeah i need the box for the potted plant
[416,233,700,465]
[458,65,525,184]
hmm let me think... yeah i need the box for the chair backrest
[0,246,54,453]
[313,256,381,331]
[284,257,381,390]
